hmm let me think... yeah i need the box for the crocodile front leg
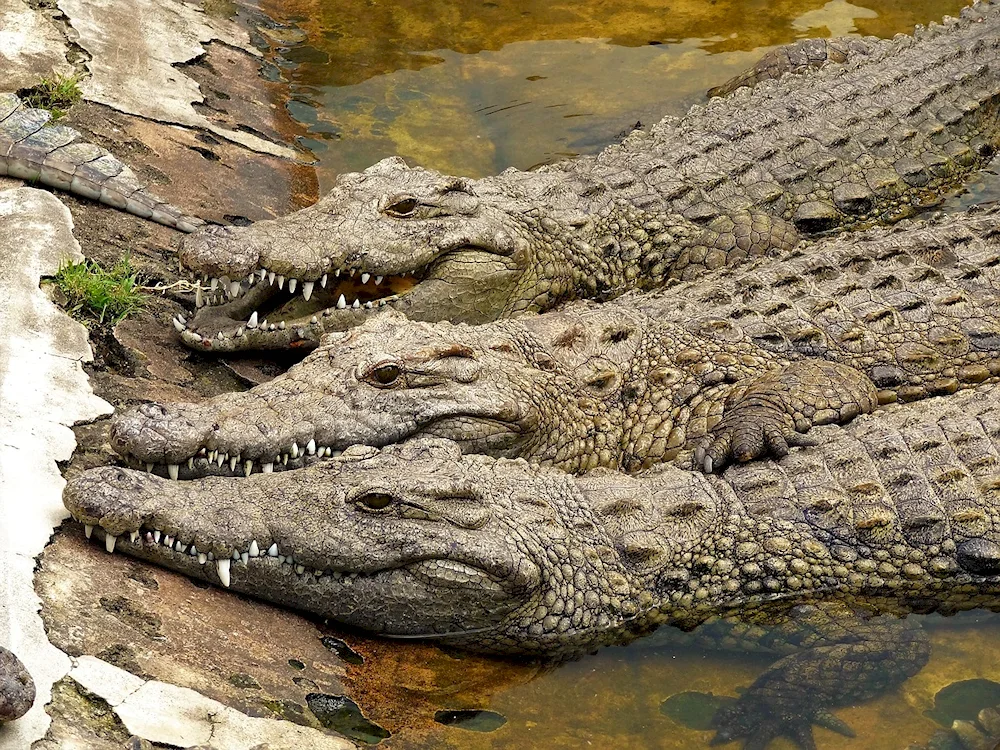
[694,359,879,473]
[709,604,929,750]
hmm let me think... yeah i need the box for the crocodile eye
[385,197,419,217]
[357,492,394,510]
[369,363,401,386]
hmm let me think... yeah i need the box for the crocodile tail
[0,93,204,233]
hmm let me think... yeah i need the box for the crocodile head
[63,440,658,655]
[111,308,635,477]
[177,156,609,353]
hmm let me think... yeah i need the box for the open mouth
[174,262,423,350]
[117,442,345,480]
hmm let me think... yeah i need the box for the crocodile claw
[695,415,818,473]
[710,699,843,750]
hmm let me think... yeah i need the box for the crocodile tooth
[168,464,179,480]
[241,552,249,564]
[352,299,360,309]
[249,540,260,557]
[277,275,285,290]
[153,530,161,543]
[216,452,224,467]
[217,559,231,587]
[164,535,173,547]
[106,534,117,553]
[302,281,314,301]
[247,311,258,328]
[290,442,299,459]
[190,545,199,556]
[269,323,276,331]
[230,454,239,472]
[247,274,255,285]
[267,543,279,557]
[232,550,241,561]
[364,301,373,309]
[295,564,305,575]
[195,285,203,308]
[361,273,370,284]
[282,453,288,465]
[320,274,328,288]
[217,332,225,340]
[334,268,341,277]
[244,459,253,477]
[172,317,185,333]
[288,278,298,294]
[262,462,274,473]
[229,281,241,298]
[207,552,214,561]
[210,277,219,291]
[268,271,275,285]
[198,552,207,565]
[260,319,268,329]
[130,531,139,544]
[306,439,316,455]
[375,276,383,285]
[259,268,267,281]
[310,316,318,324]
[145,463,153,473]
[188,457,194,470]
[174,540,185,553]
[278,321,286,330]
[237,327,245,337]
[336,294,346,309]
[349,268,356,277]
[85,524,93,539]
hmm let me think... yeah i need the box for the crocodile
[111,204,1000,478]
[0,647,34,723]
[0,92,203,232]
[66,385,1000,748]
[173,2,1000,353]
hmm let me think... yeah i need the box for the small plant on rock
[20,73,84,120]
[53,256,145,325]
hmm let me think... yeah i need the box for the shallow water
[243,0,999,747]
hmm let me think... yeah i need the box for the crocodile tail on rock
[0,93,204,233]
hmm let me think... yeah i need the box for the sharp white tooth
[237,326,245,337]
[210,277,219,291]
[279,321,286,330]
[337,294,346,309]
[361,273,370,284]
[229,281,241,298]
[375,276,383,285]
[196,285,204,307]
[168,464,179,480]
[311,316,318,324]
[178,314,187,325]
[277,275,285,290]
[173,317,185,333]
[277,555,286,564]
[334,268,341,277]
[216,452,224,467]
[232,550,241,561]
[247,311,258,328]
[241,552,249,564]
[290,442,299,459]
[352,299,360,309]
[288,278,298,294]
[153,530,161,543]
[268,271,276,285]
[230,454,239,472]
[306,439,316,455]
[164,535,173,547]
[106,534,117,553]
[190,545,199,556]
[188,457,194,470]
[249,540,260,557]
[217,332,224,340]
[174,540,185,552]
[302,281,314,300]
[217,559,231,587]
[364,301,373,309]
[349,268,356,277]
[85,524,93,539]
[207,552,214,561]
[320,274,328,288]
[130,531,139,544]
[267,543,279,557]
[244,460,253,477]
[282,453,288,465]
[145,463,153,473]
[259,268,267,281]
[248,274,255,285]
[262,462,273,473]
[260,319,268,329]
[198,553,207,565]
[295,564,305,575]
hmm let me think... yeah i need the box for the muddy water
[243,0,997,747]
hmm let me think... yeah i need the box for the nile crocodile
[65,385,1000,748]
[0,92,202,232]
[173,2,1000,353]
[111,204,1000,478]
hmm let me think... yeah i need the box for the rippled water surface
[244,0,998,747]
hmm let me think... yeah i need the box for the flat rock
[0,0,72,90]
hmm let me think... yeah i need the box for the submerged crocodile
[0,93,202,232]
[173,3,1000,353]
[111,204,1000,478]
[66,385,1000,748]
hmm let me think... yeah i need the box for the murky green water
[242,0,1000,747]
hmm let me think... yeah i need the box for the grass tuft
[20,73,84,120]
[53,256,145,325]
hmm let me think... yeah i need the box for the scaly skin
[175,2,1000,353]
[112,205,1000,478]
[0,647,34,723]
[0,93,202,231]
[66,386,1000,748]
